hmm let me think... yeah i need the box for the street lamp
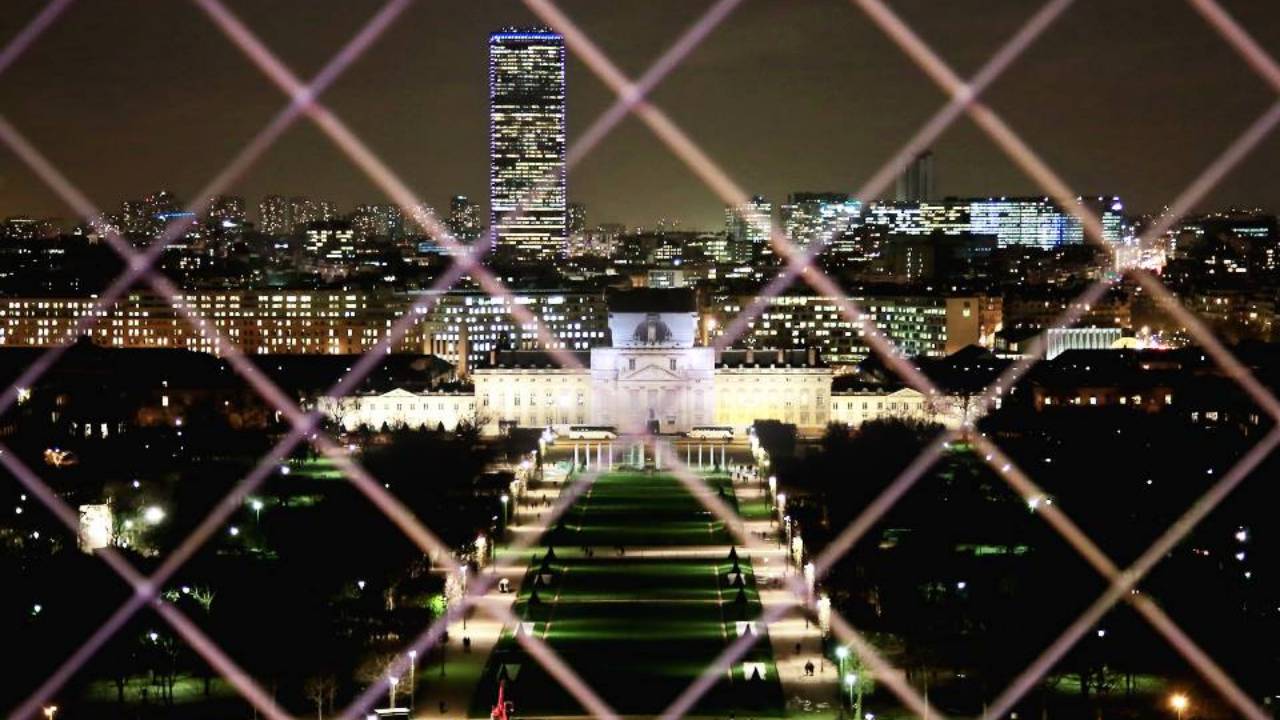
[250,498,264,525]
[42,706,56,720]
[500,494,510,524]
[835,645,849,677]
[1169,693,1189,720]
[844,672,857,707]
[408,650,417,709]
[388,675,399,710]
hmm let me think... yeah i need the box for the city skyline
[0,1,1277,230]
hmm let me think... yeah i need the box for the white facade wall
[829,388,963,428]
[714,368,831,430]
[589,346,717,434]
[318,389,477,432]
[473,369,593,432]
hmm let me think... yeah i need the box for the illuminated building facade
[862,196,1126,249]
[704,293,1001,365]
[471,291,832,435]
[781,193,862,251]
[447,195,483,243]
[0,290,610,362]
[258,195,292,235]
[724,195,773,260]
[489,29,567,262]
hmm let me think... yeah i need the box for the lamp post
[1170,693,1189,720]
[835,645,849,678]
[250,498,263,525]
[500,494,510,525]
[42,706,56,720]
[408,650,417,710]
[388,675,398,710]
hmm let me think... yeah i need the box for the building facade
[703,293,1002,366]
[0,290,610,362]
[489,29,567,263]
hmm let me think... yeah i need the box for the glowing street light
[844,672,857,707]
[143,506,165,525]
[388,675,399,710]
[42,706,56,720]
[408,650,418,709]
[835,645,849,677]
[250,498,264,524]
[1169,693,1189,720]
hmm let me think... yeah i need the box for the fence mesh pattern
[3,0,1280,718]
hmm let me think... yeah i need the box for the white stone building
[318,389,477,432]
[316,290,964,436]
[829,387,963,428]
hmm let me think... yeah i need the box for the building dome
[632,313,674,345]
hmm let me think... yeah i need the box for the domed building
[471,289,833,435]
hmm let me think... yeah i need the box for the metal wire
[1,0,1277,718]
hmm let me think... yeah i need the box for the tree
[303,674,339,720]
[190,586,217,696]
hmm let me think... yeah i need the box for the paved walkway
[404,473,569,719]
[738,473,840,718]
[402,462,837,719]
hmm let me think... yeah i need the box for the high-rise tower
[488,28,567,263]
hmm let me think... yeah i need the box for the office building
[489,29,568,262]
[258,195,292,235]
[781,193,862,251]
[447,195,483,243]
[895,150,935,203]
[725,195,773,260]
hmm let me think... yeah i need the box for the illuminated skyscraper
[724,195,773,261]
[259,195,291,235]
[489,28,567,263]
[447,195,482,243]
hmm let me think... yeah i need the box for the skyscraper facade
[895,150,935,203]
[725,195,773,261]
[489,29,567,263]
[259,195,291,235]
[447,195,483,243]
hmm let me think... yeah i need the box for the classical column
[654,443,661,470]
[574,443,579,467]
[597,443,603,468]
[639,442,645,466]
[720,444,726,468]
[608,443,614,470]
[698,444,703,469]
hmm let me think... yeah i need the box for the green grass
[473,471,784,717]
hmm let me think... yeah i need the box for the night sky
[0,0,1277,230]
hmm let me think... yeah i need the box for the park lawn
[473,470,784,717]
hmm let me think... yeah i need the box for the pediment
[378,388,419,398]
[621,364,684,381]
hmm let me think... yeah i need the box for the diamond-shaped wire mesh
[2,1,1278,719]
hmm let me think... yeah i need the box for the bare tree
[303,674,339,720]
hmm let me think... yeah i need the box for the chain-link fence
[3,1,1279,718]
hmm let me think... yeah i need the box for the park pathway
[468,467,787,718]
